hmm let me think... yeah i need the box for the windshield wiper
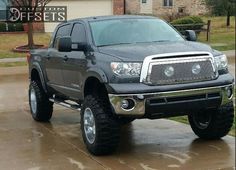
[150,40,171,42]
[135,40,171,44]
[98,42,132,47]
[98,41,171,47]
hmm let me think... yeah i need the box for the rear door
[45,24,72,93]
[61,22,88,100]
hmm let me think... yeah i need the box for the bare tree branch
[14,0,23,7]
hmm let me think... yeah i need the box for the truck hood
[98,41,221,61]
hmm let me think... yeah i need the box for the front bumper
[108,84,234,117]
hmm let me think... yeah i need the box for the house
[1,0,208,33]
[44,0,125,32]
[125,0,208,18]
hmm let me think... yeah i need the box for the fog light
[121,99,129,109]
[164,66,174,77]
[192,63,201,75]
[226,87,233,98]
[121,98,135,110]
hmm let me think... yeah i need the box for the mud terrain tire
[81,95,120,155]
[29,81,53,121]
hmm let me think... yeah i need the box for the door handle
[63,55,68,62]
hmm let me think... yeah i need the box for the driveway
[0,69,235,170]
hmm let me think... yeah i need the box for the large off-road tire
[29,81,53,122]
[188,102,234,139]
[81,95,120,155]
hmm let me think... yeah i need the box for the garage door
[45,0,113,32]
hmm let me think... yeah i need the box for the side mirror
[57,37,72,52]
[185,30,197,41]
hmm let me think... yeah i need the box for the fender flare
[84,68,108,83]
[30,62,48,93]
[82,68,108,98]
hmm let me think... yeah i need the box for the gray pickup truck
[28,15,234,155]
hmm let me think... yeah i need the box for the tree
[205,0,236,26]
[9,0,51,49]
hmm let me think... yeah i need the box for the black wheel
[118,117,135,125]
[29,81,53,122]
[188,102,234,139]
[81,95,120,155]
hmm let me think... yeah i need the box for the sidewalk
[0,66,28,76]
[0,57,26,63]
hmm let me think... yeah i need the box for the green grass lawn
[198,16,235,51]
[0,33,51,59]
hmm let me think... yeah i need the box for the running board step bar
[49,98,81,111]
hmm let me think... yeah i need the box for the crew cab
[28,15,234,155]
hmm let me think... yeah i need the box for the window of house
[163,0,173,7]
[142,0,147,3]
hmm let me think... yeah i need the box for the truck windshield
[90,18,184,47]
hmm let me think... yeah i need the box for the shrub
[1,23,24,32]
[14,23,24,31]
[189,16,204,24]
[0,22,6,32]
[171,16,205,33]
[171,17,195,25]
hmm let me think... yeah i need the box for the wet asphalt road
[0,69,235,170]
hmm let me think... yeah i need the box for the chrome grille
[149,60,215,85]
[140,52,217,85]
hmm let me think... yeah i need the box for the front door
[61,23,88,100]
[44,24,72,93]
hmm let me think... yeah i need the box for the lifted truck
[28,15,234,155]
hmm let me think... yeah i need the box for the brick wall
[126,0,209,17]
[113,0,125,15]
[152,0,208,17]
[125,0,140,14]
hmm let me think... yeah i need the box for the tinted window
[53,24,71,47]
[71,23,86,43]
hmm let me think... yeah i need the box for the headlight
[214,54,228,70]
[111,62,142,76]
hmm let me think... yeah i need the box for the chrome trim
[109,84,234,116]
[140,52,216,84]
